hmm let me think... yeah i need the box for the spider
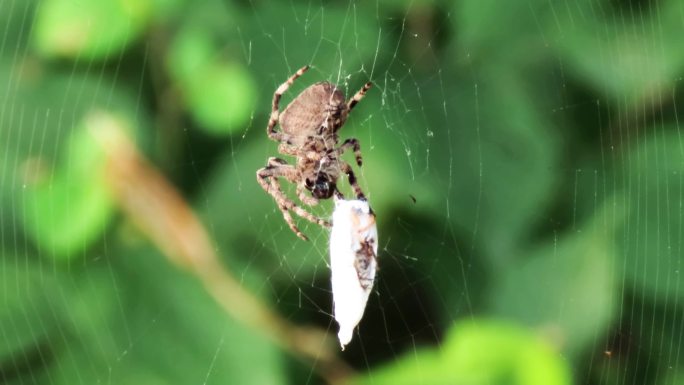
[256,65,372,240]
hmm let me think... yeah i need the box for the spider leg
[296,184,319,206]
[337,138,363,166]
[347,82,372,112]
[266,156,288,167]
[267,65,310,142]
[279,146,324,163]
[257,164,309,240]
[269,179,310,241]
[277,143,299,156]
[340,161,366,200]
[256,158,330,240]
[270,155,319,206]
[268,175,331,232]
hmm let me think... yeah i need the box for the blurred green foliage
[34,0,156,58]
[352,320,572,385]
[1,0,684,384]
[21,116,114,259]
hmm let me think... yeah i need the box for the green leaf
[167,23,257,136]
[20,116,115,260]
[11,245,287,385]
[659,369,684,385]
[150,0,186,19]
[351,319,572,385]
[455,0,551,65]
[0,1,41,51]
[447,72,559,263]
[119,248,286,385]
[551,0,684,100]
[489,199,620,356]
[185,61,257,135]
[166,26,216,83]
[243,2,380,77]
[618,129,684,301]
[0,62,147,261]
[33,0,153,59]
[0,256,60,362]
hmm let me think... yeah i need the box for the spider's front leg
[277,142,300,157]
[296,184,320,207]
[340,161,366,200]
[256,158,330,240]
[281,144,324,163]
[347,82,372,111]
[337,138,363,166]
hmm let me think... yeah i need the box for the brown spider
[256,65,372,240]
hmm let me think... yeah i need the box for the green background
[1,0,683,384]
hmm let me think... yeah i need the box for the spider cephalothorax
[256,65,372,240]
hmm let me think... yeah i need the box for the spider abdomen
[279,82,348,138]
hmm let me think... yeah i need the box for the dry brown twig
[88,111,353,384]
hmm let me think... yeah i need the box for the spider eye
[312,179,336,199]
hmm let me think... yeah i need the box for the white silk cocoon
[329,198,378,349]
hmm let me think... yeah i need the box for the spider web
[1,0,684,384]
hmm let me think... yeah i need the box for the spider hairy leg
[256,159,330,240]
[340,162,365,200]
[338,138,363,166]
[269,176,332,236]
[277,201,309,241]
[266,157,288,167]
[277,143,299,156]
[277,202,309,241]
[268,157,319,206]
[256,166,309,240]
[267,65,311,141]
[347,82,372,111]
[297,184,320,206]
[287,198,331,229]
